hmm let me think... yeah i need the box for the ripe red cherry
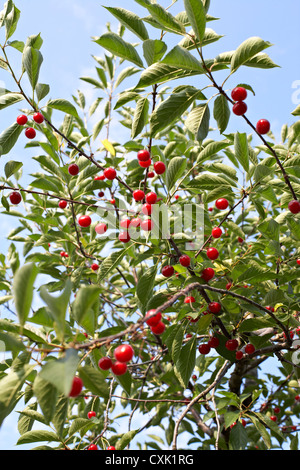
[133,189,145,202]
[184,296,195,304]
[297,259,300,266]
[179,255,191,267]
[208,336,220,348]
[9,191,22,205]
[145,309,162,327]
[208,302,221,314]
[139,159,152,168]
[161,265,174,277]
[107,446,116,450]
[120,219,131,229]
[95,223,107,235]
[16,114,28,125]
[119,231,131,243]
[69,376,83,397]
[98,191,104,197]
[215,198,229,210]
[150,321,165,335]
[206,247,219,260]
[98,356,113,370]
[25,127,36,139]
[141,203,153,215]
[245,343,255,355]
[68,163,79,176]
[137,149,151,161]
[226,282,232,290]
[88,444,98,450]
[130,217,141,228]
[114,344,134,363]
[104,167,117,180]
[111,362,127,376]
[110,199,116,205]
[60,251,68,258]
[154,161,166,175]
[265,306,275,312]
[78,215,92,227]
[141,219,153,231]
[238,237,244,244]
[256,119,270,135]
[232,101,247,116]
[225,339,239,351]
[212,227,222,238]
[91,263,99,271]
[274,406,280,414]
[236,350,244,360]
[94,174,105,181]
[288,200,300,214]
[88,411,96,419]
[33,112,44,123]
[201,267,215,282]
[145,191,157,204]
[147,171,155,178]
[270,415,277,422]
[231,87,247,101]
[198,343,211,355]
[58,200,68,209]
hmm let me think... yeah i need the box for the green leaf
[185,103,210,141]
[17,430,61,445]
[162,45,204,72]
[47,98,79,118]
[4,160,23,179]
[0,122,23,155]
[94,33,144,68]
[249,414,271,449]
[234,132,249,172]
[143,39,167,66]
[131,96,149,139]
[33,375,57,424]
[231,36,273,72]
[104,7,149,41]
[78,365,109,398]
[174,335,197,388]
[166,156,187,191]
[145,3,185,34]
[98,246,133,282]
[22,46,43,89]
[39,349,80,396]
[0,92,24,110]
[150,86,206,137]
[52,396,69,438]
[197,140,231,164]
[213,94,230,134]
[115,430,139,450]
[136,63,202,88]
[36,83,50,101]
[136,265,157,313]
[229,422,248,450]
[39,280,72,341]
[12,263,39,327]
[258,218,280,242]
[183,0,206,42]
[5,4,20,40]
[71,285,101,326]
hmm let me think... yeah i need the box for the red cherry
[145,309,162,327]
[232,101,247,116]
[288,200,300,214]
[107,446,116,450]
[119,231,131,243]
[141,219,153,231]
[206,247,219,260]
[91,263,99,271]
[58,200,68,209]
[114,344,134,363]
[161,265,174,277]
[111,361,127,376]
[179,255,191,267]
[95,223,107,235]
[139,159,152,168]
[245,343,255,355]
[274,406,280,414]
[104,167,117,180]
[208,302,221,314]
[25,127,36,139]
[184,296,196,304]
[16,114,28,125]
[225,339,239,351]
[33,112,44,124]
[9,191,22,205]
[110,199,116,205]
[69,376,83,397]
[297,259,300,266]
[137,149,151,161]
[150,321,166,335]
[88,444,98,450]
[265,306,275,312]
[98,191,104,197]
[231,87,247,101]
[98,357,113,370]
[208,336,220,348]
[147,171,155,178]
[68,163,79,176]
[187,315,199,323]
[215,198,229,210]
[154,161,166,175]
[133,189,145,202]
[238,237,244,244]
[270,415,277,422]
[94,174,105,181]
[256,119,270,135]
[88,411,96,419]
[141,203,153,215]
[120,219,131,229]
[145,191,157,204]
[198,343,211,355]
[201,267,215,282]
[236,350,244,360]
[226,282,232,290]
[78,215,92,227]
[212,227,222,238]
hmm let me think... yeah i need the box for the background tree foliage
[0,0,299,451]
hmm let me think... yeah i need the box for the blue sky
[0,0,299,450]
